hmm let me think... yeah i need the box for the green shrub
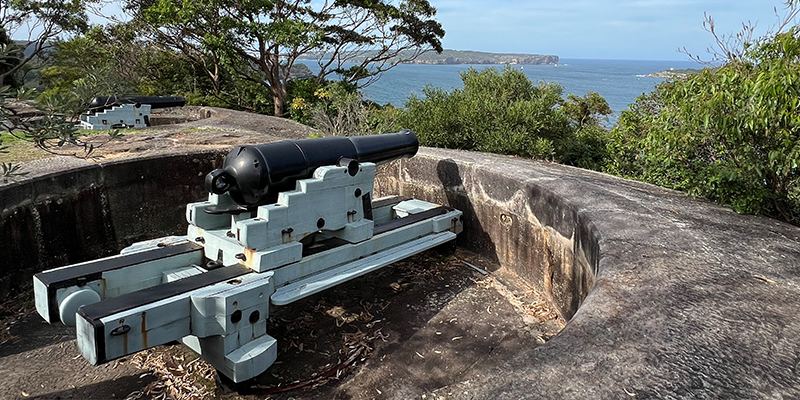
[397,66,611,166]
[287,78,325,124]
[304,82,372,136]
[608,29,800,224]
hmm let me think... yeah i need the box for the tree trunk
[273,95,284,117]
[272,85,287,117]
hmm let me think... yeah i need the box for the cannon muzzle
[205,130,419,208]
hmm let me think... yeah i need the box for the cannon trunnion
[33,131,463,384]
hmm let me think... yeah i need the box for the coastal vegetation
[394,67,610,170]
[609,27,800,224]
[645,68,705,79]
[133,0,444,116]
[1,1,798,225]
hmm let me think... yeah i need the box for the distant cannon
[86,96,186,112]
[79,95,186,130]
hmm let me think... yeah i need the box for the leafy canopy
[609,27,800,224]
[0,0,93,87]
[131,0,445,116]
[396,66,612,169]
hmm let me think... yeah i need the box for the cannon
[33,131,463,384]
[79,96,186,130]
[207,130,419,209]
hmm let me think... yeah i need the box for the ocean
[300,58,700,118]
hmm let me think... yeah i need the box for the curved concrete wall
[0,152,222,295]
[376,152,598,321]
[3,147,800,399]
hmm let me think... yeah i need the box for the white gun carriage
[33,130,463,384]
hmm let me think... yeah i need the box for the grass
[0,132,50,163]
[0,127,142,164]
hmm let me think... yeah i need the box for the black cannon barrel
[205,130,419,208]
[87,96,186,111]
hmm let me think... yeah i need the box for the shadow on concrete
[436,159,499,266]
[239,247,550,399]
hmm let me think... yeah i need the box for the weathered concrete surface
[1,119,800,399]
[381,149,800,400]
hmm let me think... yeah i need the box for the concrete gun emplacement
[33,130,463,384]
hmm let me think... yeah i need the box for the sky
[433,0,798,61]
[10,0,798,62]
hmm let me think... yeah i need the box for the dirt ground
[0,249,563,400]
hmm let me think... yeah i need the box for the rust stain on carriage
[244,248,257,269]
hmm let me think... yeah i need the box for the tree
[608,4,800,224]
[130,0,445,117]
[558,92,613,170]
[562,92,612,129]
[0,27,24,89]
[0,0,93,88]
[306,81,370,136]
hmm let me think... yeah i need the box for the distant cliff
[297,49,559,66]
[405,50,559,65]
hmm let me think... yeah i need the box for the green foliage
[0,46,120,174]
[306,82,371,136]
[2,162,26,178]
[37,24,268,112]
[366,103,404,136]
[397,66,611,167]
[1,0,93,87]
[132,0,445,116]
[610,28,800,224]
[560,91,613,169]
[562,91,613,129]
[39,26,193,97]
[0,28,23,89]
[287,78,325,124]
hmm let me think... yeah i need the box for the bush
[397,66,611,167]
[304,82,372,136]
[287,78,324,124]
[609,29,800,224]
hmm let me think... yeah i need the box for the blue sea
[300,58,701,118]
